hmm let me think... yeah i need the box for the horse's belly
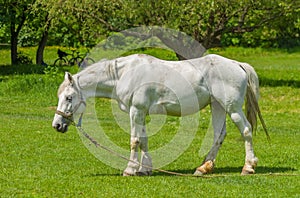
[165,103,199,116]
[151,92,210,116]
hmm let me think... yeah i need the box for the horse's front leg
[137,128,152,176]
[123,106,141,176]
[123,106,152,176]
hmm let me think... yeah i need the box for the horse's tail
[239,63,270,142]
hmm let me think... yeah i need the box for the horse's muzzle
[53,123,68,133]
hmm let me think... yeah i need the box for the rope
[75,125,299,178]
[76,126,193,177]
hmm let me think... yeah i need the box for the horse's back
[116,54,211,115]
[116,53,249,115]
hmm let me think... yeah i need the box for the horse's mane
[80,58,118,81]
[57,58,115,97]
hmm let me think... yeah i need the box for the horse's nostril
[53,123,68,133]
[63,124,68,133]
[53,124,61,130]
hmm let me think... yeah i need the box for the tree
[120,0,300,51]
[37,0,116,46]
[0,0,36,65]
[221,0,300,47]
[1,0,299,64]
[35,14,51,65]
[63,0,298,59]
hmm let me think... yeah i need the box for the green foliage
[16,51,33,64]
[0,23,9,43]
[1,0,300,51]
[43,65,61,77]
[43,64,78,78]
[17,3,48,47]
[221,0,300,48]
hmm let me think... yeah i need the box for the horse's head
[52,72,86,133]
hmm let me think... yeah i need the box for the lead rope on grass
[73,122,299,178]
[76,125,194,177]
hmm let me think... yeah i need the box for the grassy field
[0,47,299,197]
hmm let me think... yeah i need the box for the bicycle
[53,49,95,67]
[78,51,95,68]
[53,49,70,66]
[69,49,95,68]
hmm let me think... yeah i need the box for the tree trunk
[123,27,206,60]
[154,29,206,60]
[9,2,28,65]
[36,15,51,65]
[36,31,48,65]
[10,6,18,65]
[10,31,18,65]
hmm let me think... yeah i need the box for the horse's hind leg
[230,110,258,175]
[194,100,227,175]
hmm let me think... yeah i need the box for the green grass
[0,47,299,197]
[208,47,300,87]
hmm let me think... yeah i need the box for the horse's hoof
[241,169,255,175]
[194,160,214,176]
[241,164,255,175]
[136,171,152,176]
[123,171,135,176]
[193,169,204,176]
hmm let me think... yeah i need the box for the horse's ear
[65,72,74,85]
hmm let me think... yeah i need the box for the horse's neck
[75,61,120,99]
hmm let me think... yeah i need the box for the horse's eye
[66,96,72,102]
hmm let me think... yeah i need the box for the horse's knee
[230,112,242,123]
[131,137,140,150]
[230,112,252,138]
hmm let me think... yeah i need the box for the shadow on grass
[151,166,297,176]
[259,77,300,88]
[0,64,45,76]
[86,166,297,177]
[214,166,297,174]
[87,173,122,177]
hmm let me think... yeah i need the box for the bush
[43,65,62,78]
[0,64,44,75]
[17,51,33,64]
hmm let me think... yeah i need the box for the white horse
[52,54,268,176]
